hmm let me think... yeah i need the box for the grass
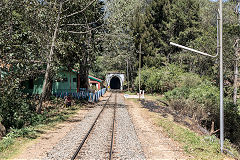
[0,99,85,159]
[132,94,240,160]
[124,91,137,95]
[155,116,237,159]
[145,94,164,101]
[0,137,33,159]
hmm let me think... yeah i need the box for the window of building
[63,78,68,82]
[73,78,77,82]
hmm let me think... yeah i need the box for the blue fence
[54,88,106,102]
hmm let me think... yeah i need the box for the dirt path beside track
[14,108,90,159]
[126,98,190,159]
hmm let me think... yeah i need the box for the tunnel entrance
[110,76,121,89]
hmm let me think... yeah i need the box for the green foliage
[0,89,35,129]
[94,0,144,84]
[165,77,240,147]
[135,64,185,93]
[178,72,202,88]
[0,136,14,153]
[57,0,104,71]
[0,127,37,153]
[0,99,82,155]
[132,0,202,67]
[156,116,238,159]
[0,0,104,130]
[224,100,240,147]
[165,79,219,122]
[165,87,191,100]
[129,0,240,91]
[0,0,57,128]
[7,127,37,139]
[137,63,240,147]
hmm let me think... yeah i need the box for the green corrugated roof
[70,69,102,82]
[88,75,102,82]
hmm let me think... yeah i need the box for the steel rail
[109,92,117,160]
[71,93,113,160]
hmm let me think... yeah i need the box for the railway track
[71,92,117,160]
[109,92,117,160]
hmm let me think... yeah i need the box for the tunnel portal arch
[110,76,121,89]
[106,73,125,90]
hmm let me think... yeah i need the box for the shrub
[223,100,240,147]
[178,72,202,88]
[165,86,191,100]
[165,79,240,147]
[135,63,240,148]
[188,81,219,123]
[0,88,35,129]
[135,64,184,93]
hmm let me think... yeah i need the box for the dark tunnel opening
[110,76,121,89]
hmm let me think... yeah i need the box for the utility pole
[139,43,141,100]
[170,0,224,152]
[219,0,224,153]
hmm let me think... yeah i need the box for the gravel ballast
[43,93,145,159]
[114,94,146,159]
[44,105,103,160]
[43,95,110,160]
[77,95,115,159]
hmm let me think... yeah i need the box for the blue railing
[54,88,106,102]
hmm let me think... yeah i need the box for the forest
[1,0,240,155]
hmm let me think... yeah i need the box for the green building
[22,70,79,95]
[21,71,104,95]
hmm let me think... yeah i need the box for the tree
[37,0,105,112]
[37,0,63,113]
[93,0,145,87]
[0,0,56,127]
[233,0,240,104]
[132,0,202,68]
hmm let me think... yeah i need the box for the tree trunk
[69,69,72,93]
[129,63,134,90]
[77,73,80,92]
[0,122,6,140]
[0,67,1,83]
[233,40,239,105]
[45,80,53,100]
[79,67,89,89]
[233,57,238,105]
[37,1,63,113]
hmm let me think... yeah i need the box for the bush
[165,79,240,147]
[135,63,240,148]
[224,100,240,147]
[0,88,36,129]
[135,64,184,93]
[178,72,202,88]
[165,86,191,100]
[165,80,219,123]
[188,81,219,123]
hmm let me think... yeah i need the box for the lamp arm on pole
[170,42,218,58]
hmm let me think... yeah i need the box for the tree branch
[60,24,103,34]
[61,0,97,19]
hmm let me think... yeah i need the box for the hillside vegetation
[1,0,240,156]
[135,65,240,149]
